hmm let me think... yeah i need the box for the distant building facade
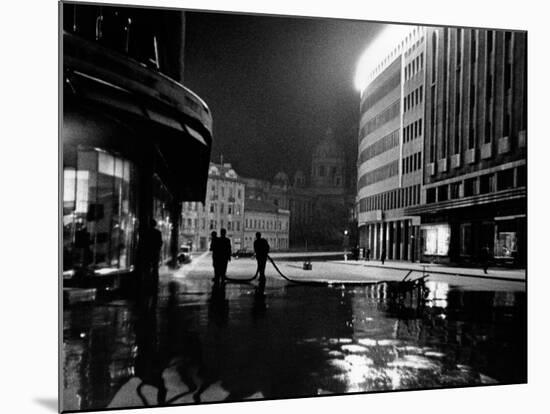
[355,25,527,266]
[180,163,245,251]
[243,199,290,251]
[356,26,426,261]
[243,129,355,249]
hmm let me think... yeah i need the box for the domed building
[293,170,306,187]
[311,128,346,190]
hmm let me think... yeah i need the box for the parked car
[232,248,255,258]
[177,245,192,264]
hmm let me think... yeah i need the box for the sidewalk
[332,259,526,282]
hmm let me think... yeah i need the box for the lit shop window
[63,149,137,275]
[153,175,173,265]
[422,224,450,256]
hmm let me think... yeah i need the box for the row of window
[404,53,424,81]
[402,152,422,175]
[404,35,425,58]
[361,100,400,138]
[358,184,421,213]
[244,236,288,249]
[206,219,241,232]
[183,201,243,215]
[360,67,401,114]
[245,218,288,231]
[404,85,423,112]
[403,118,423,143]
[369,32,424,81]
[358,160,399,188]
[425,165,526,203]
[358,129,399,164]
[427,29,522,162]
[208,183,243,200]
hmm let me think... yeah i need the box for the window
[426,187,436,203]
[63,150,137,273]
[210,204,215,213]
[422,224,450,256]
[464,178,476,197]
[319,165,325,177]
[438,185,448,202]
[460,223,472,256]
[479,173,495,194]
[497,169,514,191]
[517,165,526,187]
[450,182,461,199]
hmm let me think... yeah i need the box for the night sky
[183,11,384,181]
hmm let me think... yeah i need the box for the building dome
[293,170,306,187]
[313,128,344,159]
[273,171,289,187]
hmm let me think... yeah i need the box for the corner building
[62,3,213,292]
[357,26,426,261]
[407,28,527,265]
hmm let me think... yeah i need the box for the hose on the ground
[267,255,382,286]
[223,255,429,287]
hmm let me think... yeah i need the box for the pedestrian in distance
[215,228,232,281]
[480,245,490,274]
[365,247,371,261]
[381,247,386,265]
[253,232,270,282]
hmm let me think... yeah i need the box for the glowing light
[354,24,420,92]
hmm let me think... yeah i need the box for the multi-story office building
[407,27,527,265]
[180,162,245,251]
[356,26,427,261]
[243,199,290,251]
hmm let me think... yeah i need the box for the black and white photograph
[58,0,530,412]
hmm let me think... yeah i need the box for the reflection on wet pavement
[63,276,526,411]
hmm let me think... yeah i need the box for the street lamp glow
[354,24,416,93]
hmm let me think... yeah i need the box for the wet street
[62,254,526,412]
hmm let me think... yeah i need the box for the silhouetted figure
[209,231,219,281]
[365,247,371,261]
[480,245,490,274]
[74,223,92,273]
[381,247,386,265]
[143,219,163,307]
[253,232,270,282]
[213,229,232,281]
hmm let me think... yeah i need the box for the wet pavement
[62,254,526,412]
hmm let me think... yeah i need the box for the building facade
[356,24,527,266]
[62,3,213,292]
[407,27,527,265]
[243,199,290,251]
[356,26,427,261]
[180,163,246,251]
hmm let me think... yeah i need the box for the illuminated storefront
[63,149,138,276]
[421,224,450,257]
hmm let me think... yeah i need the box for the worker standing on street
[253,232,270,282]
